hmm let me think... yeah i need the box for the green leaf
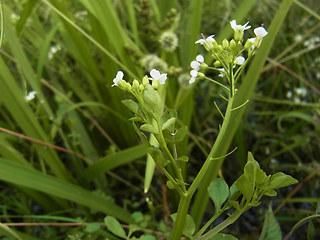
[269,172,298,189]
[132,212,144,223]
[140,124,159,134]
[122,99,139,114]
[174,126,188,142]
[84,145,148,180]
[307,221,315,240]
[143,85,162,118]
[256,168,269,185]
[162,117,176,130]
[178,156,189,162]
[129,117,144,122]
[235,159,258,201]
[0,158,132,223]
[166,181,176,190]
[171,213,195,238]
[208,233,238,240]
[208,179,229,211]
[104,216,126,238]
[139,235,156,240]
[259,206,282,240]
[85,222,100,233]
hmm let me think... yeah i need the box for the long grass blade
[0,158,133,223]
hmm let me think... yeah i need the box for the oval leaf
[208,179,229,211]
[140,124,158,134]
[171,213,195,238]
[104,216,126,238]
[162,117,176,130]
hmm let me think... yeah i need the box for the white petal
[230,20,237,30]
[116,71,124,80]
[195,39,206,45]
[254,27,268,39]
[206,35,215,42]
[248,37,256,43]
[189,77,196,84]
[196,55,204,63]
[236,56,245,65]
[191,61,200,70]
[150,69,160,80]
[159,74,167,84]
[243,21,251,30]
[190,70,198,77]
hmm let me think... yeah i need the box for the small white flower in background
[286,91,292,99]
[295,87,307,97]
[316,72,320,79]
[235,56,245,65]
[149,69,167,84]
[195,35,215,45]
[112,71,124,87]
[25,91,37,101]
[189,70,198,84]
[48,45,61,59]
[254,27,268,39]
[294,34,303,42]
[230,20,251,31]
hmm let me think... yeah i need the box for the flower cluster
[189,19,268,89]
[112,69,167,91]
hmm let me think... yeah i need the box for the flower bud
[222,39,229,49]
[142,75,149,86]
[214,60,222,67]
[132,79,140,92]
[152,79,159,89]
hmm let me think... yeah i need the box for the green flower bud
[118,80,131,92]
[214,60,222,67]
[142,75,149,86]
[222,39,229,49]
[197,72,205,79]
[152,79,159,89]
[132,79,140,92]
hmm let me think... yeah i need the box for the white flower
[196,55,204,63]
[254,27,268,39]
[191,61,201,71]
[112,71,124,87]
[190,55,205,71]
[295,87,307,97]
[25,91,37,101]
[235,56,245,65]
[195,35,215,45]
[230,20,251,31]
[149,69,167,84]
[189,70,198,84]
[248,38,256,43]
[217,68,226,78]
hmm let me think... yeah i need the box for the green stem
[194,210,223,238]
[158,122,187,193]
[188,97,234,197]
[197,202,249,240]
[170,194,192,240]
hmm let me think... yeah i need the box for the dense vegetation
[0,0,319,239]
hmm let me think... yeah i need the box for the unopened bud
[132,79,140,91]
[152,80,159,89]
[214,60,222,67]
[142,75,149,86]
[222,39,229,49]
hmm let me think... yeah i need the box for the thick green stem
[170,194,192,240]
[188,97,234,197]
